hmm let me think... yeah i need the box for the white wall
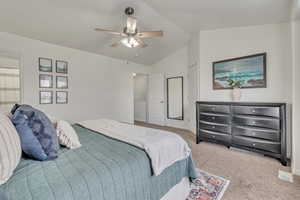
[188,34,200,68]
[292,0,300,20]
[0,32,151,124]
[198,23,293,103]
[292,20,300,176]
[152,47,189,129]
[134,74,148,122]
[197,23,294,159]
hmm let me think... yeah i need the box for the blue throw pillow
[11,105,59,161]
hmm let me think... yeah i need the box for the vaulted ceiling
[0,0,294,65]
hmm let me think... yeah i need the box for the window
[0,55,20,113]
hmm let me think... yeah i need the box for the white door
[188,67,198,133]
[148,73,165,125]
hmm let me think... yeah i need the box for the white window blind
[0,56,20,113]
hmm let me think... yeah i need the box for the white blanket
[78,119,191,176]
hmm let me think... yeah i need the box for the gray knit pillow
[0,113,22,185]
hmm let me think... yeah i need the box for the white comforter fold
[78,119,191,176]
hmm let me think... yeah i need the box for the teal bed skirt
[0,125,196,200]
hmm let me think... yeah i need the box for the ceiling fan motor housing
[125,7,134,16]
[124,27,137,35]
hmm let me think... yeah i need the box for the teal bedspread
[0,125,196,200]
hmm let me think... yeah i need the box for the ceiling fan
[94,7,163,48]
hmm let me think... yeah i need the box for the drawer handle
[252,121,256,125]
[212,135,216,138]
[211,117,215,120]
[252,143,256,146]
[212,126,215,129]
[252,110,256,113]
[251,132,256,136]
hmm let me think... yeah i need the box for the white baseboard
[293,168,300,176]
[134,118,146,122]
[187,122,196,134]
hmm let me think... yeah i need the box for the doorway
[148,73,165,126]
[133,73,149,123]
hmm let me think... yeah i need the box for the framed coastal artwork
[213,53,267,90]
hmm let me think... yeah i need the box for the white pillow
[0,113,22,185]
[46,114,58,128]
[56,120,81,149]
[0,110,12,119]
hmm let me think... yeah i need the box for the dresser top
[196,101,286,106]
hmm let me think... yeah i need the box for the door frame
[187,65,199,133]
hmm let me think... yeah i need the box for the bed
[0,125,196,200]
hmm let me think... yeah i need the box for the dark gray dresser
[196,101,287,165]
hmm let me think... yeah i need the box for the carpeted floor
[135,121,300,200]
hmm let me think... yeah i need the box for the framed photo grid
[56,60,68,74]
[56,76,68,89]
[39,58,69,104]
[56,91,68,104]
[39,57,52,73]
[39,91,53,104]
[39,74,53,88]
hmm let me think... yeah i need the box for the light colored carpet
[135,121,300,200]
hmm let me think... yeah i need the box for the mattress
[0,125,196,200]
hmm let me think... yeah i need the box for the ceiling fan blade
[137,31,163,38]
[94,28,124,36]
[135,37,147,48]
[110,40,122,47]
[126,17,137,34]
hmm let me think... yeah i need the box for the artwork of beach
[213,55,266,89]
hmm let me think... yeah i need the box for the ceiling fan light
[121,37,139,48]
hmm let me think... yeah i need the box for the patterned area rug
[186,169,230,200]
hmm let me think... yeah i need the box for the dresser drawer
[199,121,230,134]
[199,113,230,124]
[232,136,280,153]
[232,126,280,141]
[232,106,280,118]
[233,116,280,130]
[199,129,231,143]
[199,104,230,114]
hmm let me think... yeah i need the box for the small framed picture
[56,76,68,89]
[56,91,68,104]
[39,57,52,72]
[39,91,53,104]
[56,60,68,74]
[39,74,53,88]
